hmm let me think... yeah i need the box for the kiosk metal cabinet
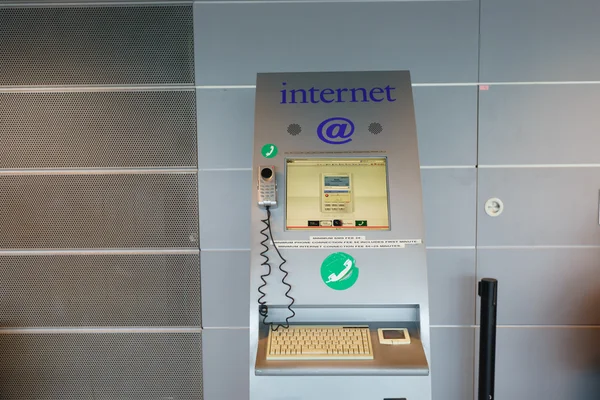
[250,71,431,400]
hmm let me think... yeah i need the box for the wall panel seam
[477,245,600,250]
[192,82,600,90]
[479,164,600,168]
[203,327,250,330]
[5,81,600,92]
[0,327,203,334]
[430,325,600,329]
[0,168,198,176]
[0,2,193,7]
[0,249,200,255]
[0,86,195,93]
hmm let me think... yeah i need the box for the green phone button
[261,144,278,159]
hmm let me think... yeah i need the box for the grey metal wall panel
[431,327,475,400]
[193,1,479,85]
[480,328,600,400]
[422,168,476,247]
[427,249,476,326]
[198,170,251,249]
[0,332,203,399]
[0,254,201,327]
[196,89,255,169]
[0,6,195,86]
[202,328,250,400]
[201,250,250,328]
[196,87,477,170]
[480,0,600,82]
[0,174,199,249]
[479,85,600,165]
[0,91,197,169]
[477,248,600,325]
[477,168,600,246]
[414,87,477,166]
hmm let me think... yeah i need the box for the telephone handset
[258,165,277,207]
[325,259,353,283]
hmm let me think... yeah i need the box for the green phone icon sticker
[261,144,278,159]
[320,252,359,291]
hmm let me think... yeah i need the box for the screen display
[324,176,350,187]
[382,330,406,340]
[285,157,390,230]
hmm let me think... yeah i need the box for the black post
[478,278,498,400]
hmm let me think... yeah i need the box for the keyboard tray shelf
[255,321,429,377]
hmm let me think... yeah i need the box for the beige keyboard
[266,325,374,360]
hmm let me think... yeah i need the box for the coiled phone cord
[257,206,295,331]
[257,210,272,325]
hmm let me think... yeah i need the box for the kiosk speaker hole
[287,123,302,136]
[369,122,383,134]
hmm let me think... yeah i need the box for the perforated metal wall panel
[0,254,200,327]
[0,91,197,168]
[0,5,195,86]
[0,174,199,249]
[0,332,203,399]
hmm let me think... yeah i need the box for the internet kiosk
[250,71,432,400]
